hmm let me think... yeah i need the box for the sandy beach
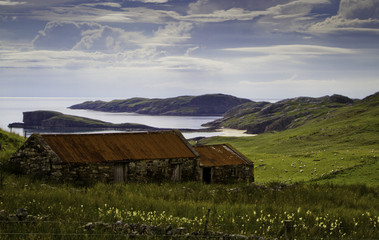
[216,128,256,137]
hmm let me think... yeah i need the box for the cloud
[149,22,193,46]
[308,0,379,34]
[132,0,170,3]
[238,77,379,99]
[23,0,329,26]
[338,0,378,19]
[157,55,227,72]
[81,2,122,8]
[29,4,263,24]
[32,21,99,50]
[72,25,146,52]
[185,46,199,56]
[32,19,194,54]
[309,16,379,34]
[183,8,266,23]
[187,0,331,24]
[0,0,25,6]
[223,44,356,55]
[266,0,331,17]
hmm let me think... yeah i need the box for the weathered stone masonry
[205,165,254,183]
[10,132,254,184]
[10,134,200,183]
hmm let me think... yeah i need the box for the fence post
[283,220,293,240]
[203,208,211,234]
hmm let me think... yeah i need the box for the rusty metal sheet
[195,144,253,167]
[41,131,197,163]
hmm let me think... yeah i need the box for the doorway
[114,163,128,182]
[202,167,212,184]
[171,164,182,182]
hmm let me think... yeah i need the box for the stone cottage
[10,130,200,183]
[194,144,254,183]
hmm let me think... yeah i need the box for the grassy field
[200,95,379,186]
[0,175,378,239]
[0,93,378,239]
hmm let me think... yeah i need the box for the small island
[8,110,216,133]
[8,111,161,131]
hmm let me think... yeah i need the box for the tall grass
[0,175,378,239]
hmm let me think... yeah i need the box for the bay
[0,97,223,138]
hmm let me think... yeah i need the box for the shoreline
[215,128,256,137]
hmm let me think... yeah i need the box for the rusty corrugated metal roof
[40,131,198,163]
[195,144,253,167]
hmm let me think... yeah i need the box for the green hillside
[204,94,356,133]
[200,92,379,185]
[0,129,24,162]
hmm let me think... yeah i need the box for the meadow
[0,175,378,239]
[0,93,378,239]
[200,95,379,186]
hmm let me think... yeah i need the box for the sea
[0,97,278,139]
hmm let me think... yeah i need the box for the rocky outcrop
[69,94,252,116]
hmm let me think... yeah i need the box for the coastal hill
[201,91,379,184]
[203,94,361,134]
[69,94,251,116]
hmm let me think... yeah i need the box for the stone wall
[117,157,199,183]
[205,165,254,183]
[10,134,62,179]
[10,134,199,184]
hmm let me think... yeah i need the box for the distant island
[69,94,251,116]
[9,92,378,136]
[8,111,216,133]
[8,111,160,131]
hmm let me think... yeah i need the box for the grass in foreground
[0,175,378,239]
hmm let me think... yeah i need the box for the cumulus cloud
[32,19,194,54]
[72,25,146,52]
[150,22,193,46]
[4,20,197,70]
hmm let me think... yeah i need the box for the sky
[0,0,378,100]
